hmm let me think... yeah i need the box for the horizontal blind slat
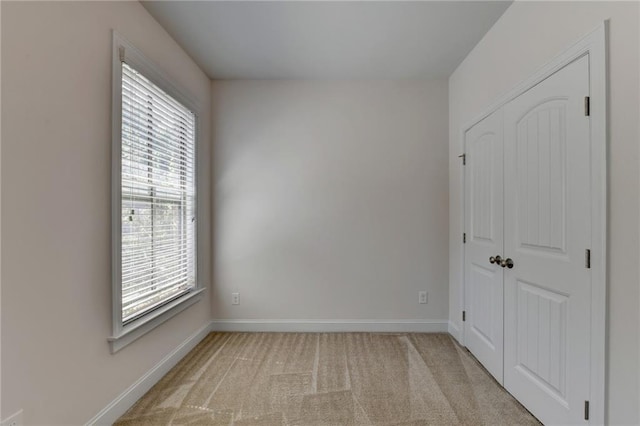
[122,235,193,251]
[121,110,195,148]
[122,176,195,194]
[122,66,194,119]
[123,246,192,261]
[122,132,195,166]
[121,87,195,128]
[122,140,194,166]
[123,274,193,307]
[123,262,193,285]
[122,246,194,267]
[122,66,194,118]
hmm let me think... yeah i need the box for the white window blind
[120,62,196,324]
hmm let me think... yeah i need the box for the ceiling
[141,1,512,80]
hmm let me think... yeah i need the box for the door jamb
[459,22,608,424]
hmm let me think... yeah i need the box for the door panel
[516,279,568,402]
[517,100,567,254]
[504,55,591,424]
[470,263,499,347]
[464,109,504,384]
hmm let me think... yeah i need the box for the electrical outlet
[419,291,428,304]
[1,410,23,426]
[231,292,240,305]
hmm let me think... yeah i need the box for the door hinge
[458,153,466,165]
[119,46,125,62]
[584,400,590,420]
[584,96,590,116]
[585,249,591,269]
[463,233,466,244]
[462,311,466,322]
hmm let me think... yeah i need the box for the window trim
[109,31,203,353]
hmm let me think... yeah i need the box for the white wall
[212,80,449,323]
[448,2,639,424]
[1,2,212,424]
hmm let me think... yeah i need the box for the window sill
[108,288,205,353]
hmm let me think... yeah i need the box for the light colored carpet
[115,332,540,426]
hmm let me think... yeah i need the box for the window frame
[109,31,203,353]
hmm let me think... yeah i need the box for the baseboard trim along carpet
[85,321,212,426]
[210,319,449,333]
[87,319,449,424]
[448,320,463,344]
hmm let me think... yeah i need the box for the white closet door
[464,109,504,384]
[503,55,591,425]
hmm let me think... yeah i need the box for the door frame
[459,22,608,424]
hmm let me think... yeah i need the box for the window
[110,33,202,352]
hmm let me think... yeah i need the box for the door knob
[500,258,514,269]
[492,255,502,265]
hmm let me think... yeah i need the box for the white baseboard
[85,321,213,426]
[448,320,463,345]
[210,319,448,333]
